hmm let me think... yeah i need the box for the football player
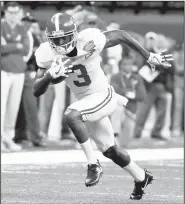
[33,13,173,200]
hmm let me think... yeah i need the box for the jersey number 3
[73,65,91,87]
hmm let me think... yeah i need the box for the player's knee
[64,109,82,125]
[103,145,131,167]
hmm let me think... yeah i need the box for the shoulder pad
[35,42,54,68]
[78,28,103,41]
[78,28,106,55]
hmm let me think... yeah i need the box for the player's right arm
[33,43,53,97]
[33,59,72,97]
[33,67,52,97]
[33,43,72,97]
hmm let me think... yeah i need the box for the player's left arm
[103,30,173,68]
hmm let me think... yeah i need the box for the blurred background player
[106,21,123,75]
[133,32,174,141]
[15,13,47,147]
[171,42,184,138]
[110,56,146,147]
[1,2,29,152]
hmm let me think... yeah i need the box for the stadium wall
[24,6,184,41]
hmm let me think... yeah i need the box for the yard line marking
[1,170,183,181]
[154,195,183,198]
[1,148,183,165]
[1,201,36,204]
[77,192,184,198]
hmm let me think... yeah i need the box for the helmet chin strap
[49,38,77,55]
[47,29,78,55]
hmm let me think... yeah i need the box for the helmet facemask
[46,29,78,55]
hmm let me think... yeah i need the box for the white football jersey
[35,28,110,98]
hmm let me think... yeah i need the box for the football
[51,76,66,84]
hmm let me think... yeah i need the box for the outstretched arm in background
[103,30,173,68]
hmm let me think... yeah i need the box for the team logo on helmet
[64,19,74,27]
[51,30,64,37]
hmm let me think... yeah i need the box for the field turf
[2,147,183,204]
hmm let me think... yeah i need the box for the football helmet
[45,13,77,55]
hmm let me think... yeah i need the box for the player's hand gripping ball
[47,56,73,84]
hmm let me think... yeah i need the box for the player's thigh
[111,105,126,134]
[67,87,117,122]
[87,117,115,152]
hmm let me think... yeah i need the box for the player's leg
[63,108,101,187]
[91,116,144,181]
[103,146,154,200]
[90,116,154,200]
[63,87,115,187]
[1,70,11,151]
[4,73,24,151]
[64,108,102,187]
[64,108,97,164]
[81,86,153,199]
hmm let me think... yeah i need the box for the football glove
[46,57,73,79]
[147,49,174,70]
